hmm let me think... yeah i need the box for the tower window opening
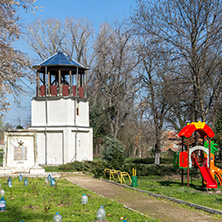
[77,102,79,115]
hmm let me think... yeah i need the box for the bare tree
[26,17,94,66]
[119,105,155,158]
[91,22,139,138]
[26,17,95,95]
[135,36,177,164]
[63,17,94,66]
[0,0,38,115]
[26,18,63,61]
[132,0,222,125]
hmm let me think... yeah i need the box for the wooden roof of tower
[33,51,89,73]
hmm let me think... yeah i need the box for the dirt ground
[65,173,222,222]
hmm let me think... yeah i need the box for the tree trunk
[132,146,137,158]
[154,138,161,165]
[138,145,142,158]
[154,152,160,165]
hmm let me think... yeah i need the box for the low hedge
[58,160,178,178]
[123,163,177,176]
[58,160,98,172]
[126,157,174,165]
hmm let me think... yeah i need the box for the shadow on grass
[158,180,181,186]
[216,198,222,203]
[188,183,205,191]
[158,180,205,191]
[2,206,53,222]
[3,206,23,222]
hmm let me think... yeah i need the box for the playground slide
[194,158,217,189]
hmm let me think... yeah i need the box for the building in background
[161,131,180,152]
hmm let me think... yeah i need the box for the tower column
[85,70,88,98]
[37,72,40,97]
[48,71,51,95]
[43,72,46,85]
[76,67,79,97]
[58,69,61,96]
[69,70,72,96]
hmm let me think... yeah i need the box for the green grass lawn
[0,177,155,222]
[137,175,222,212]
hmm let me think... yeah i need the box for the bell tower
[30,51,93,165]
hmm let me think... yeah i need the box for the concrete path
[65,174,222,222]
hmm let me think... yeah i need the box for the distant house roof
[33,51,88,70]
[162,130,180,152]
[163,131,179,140]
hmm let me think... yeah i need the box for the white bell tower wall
[30,97,93,165]
[31,98,89,127]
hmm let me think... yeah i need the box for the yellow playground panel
[104,168,132,185]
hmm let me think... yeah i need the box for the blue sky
[3,0,137,127]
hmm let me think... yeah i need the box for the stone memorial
[0,130,45,175]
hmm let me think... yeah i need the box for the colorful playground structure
[174,121,222,189]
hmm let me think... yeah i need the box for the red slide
[194,157,217,189]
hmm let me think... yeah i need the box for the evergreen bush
[101,136,125,169]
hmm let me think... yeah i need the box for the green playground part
[173,152,179,169]
[204,141,218,155]
[174,151,188,169]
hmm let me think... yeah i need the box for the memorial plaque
[14,143,27,161]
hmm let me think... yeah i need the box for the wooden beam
[209,137,211,171]
[187,138,190,188]
[85,70,87,97]
[48,71,51,95]
[43,72,45,85]
[37,72,40,97]
[69,70,72,96]
[181,136,184,186]
[76,67,79,97]
[58,69,61,96]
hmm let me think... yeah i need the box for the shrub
[57,157,177,178]
[101,136,125,169]
[126,157,174,165]
[92,160,108,178]
[58,160,109,177]
[122,163,178,177]
[59,161,93,171]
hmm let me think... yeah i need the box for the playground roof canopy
[178,121,215,138]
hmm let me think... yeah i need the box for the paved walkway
[65,174,222,222]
